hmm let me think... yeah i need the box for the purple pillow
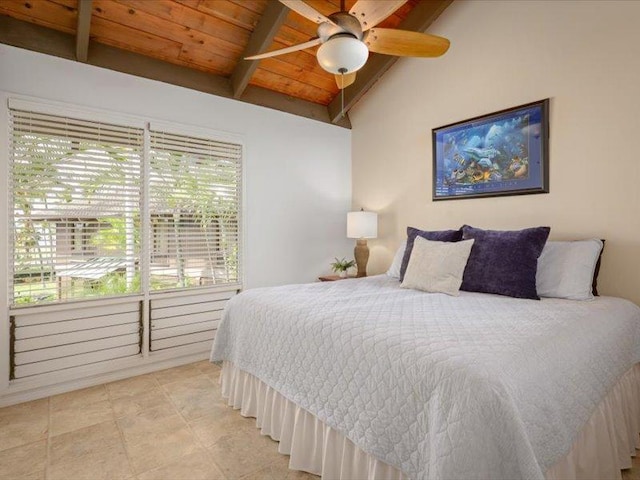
[399,226,463,281]
[460,225,550,300]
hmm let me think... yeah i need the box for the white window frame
[0,92,247,401]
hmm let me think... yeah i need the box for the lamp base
[354,239,369,278]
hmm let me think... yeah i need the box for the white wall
[350,0,640,304]
[0,44,353,291]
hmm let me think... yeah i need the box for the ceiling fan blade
[365,29,450,57]
[279,0,336,25]
[245,38,322,60]
[349,0,407,31]
[335,72,357,89]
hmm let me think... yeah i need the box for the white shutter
[10,300,142,380]
[148,129,242,291]
[9,109,143,307]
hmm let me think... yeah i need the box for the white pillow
[401,237,475,296]
[536,239,604,300]
[386,240,407,278]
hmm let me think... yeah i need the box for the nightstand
[318,275,355,282]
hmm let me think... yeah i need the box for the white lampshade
[347,211,377,239]
[317,35,369,74]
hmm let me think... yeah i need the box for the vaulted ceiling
[0,0,452,127]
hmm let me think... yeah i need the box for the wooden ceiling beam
[0,15,350,129]
[75,0,93,62]
[327,0,453,123]
[231,1,290,99]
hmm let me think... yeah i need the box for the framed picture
[432,99,549,201]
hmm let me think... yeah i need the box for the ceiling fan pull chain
[339,68,346,118]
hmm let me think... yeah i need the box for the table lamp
[347,208,378,278]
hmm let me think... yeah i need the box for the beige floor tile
[48,441,133,480]
[243,462,319,480]
[111,388,174,418]
[623,451,640,479]
[50,420,123,464]
[0,397,48,419]
[194,360,222,373]
[204,368,222,384]
[0,440,47,479]
[189,403,255,448]
[0,399,49,452]
[117,403,185,446]
[256,453,320,479]
[123,425,202,474]
[207,429,283,480]
[163,375,222,421]
[624,468,640,480]
[106,373,159,400]
[48,421,133,480]
[137,450,226,480]
[50,399,114,436]
[50,384,109,411]
[7,472,45,480]
[153,364,202,385]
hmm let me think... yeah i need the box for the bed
[210,275,640,480]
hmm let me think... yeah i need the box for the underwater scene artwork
[432,99,549,200]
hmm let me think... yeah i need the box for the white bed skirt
[220,361,640,480]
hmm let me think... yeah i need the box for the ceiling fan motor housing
[318,12,363,41]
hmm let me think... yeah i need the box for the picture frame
[432,99,549,201]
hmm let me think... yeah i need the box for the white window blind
[149,129,242,290]
[9,109,143,306]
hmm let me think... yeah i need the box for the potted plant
[330,257,356,278]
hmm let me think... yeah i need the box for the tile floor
[627,459,640,480]
[0,360,638,480]
[0,361,315,480]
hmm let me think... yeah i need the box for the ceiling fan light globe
[317,36,369,74]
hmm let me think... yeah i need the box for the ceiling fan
[246,0,450,90]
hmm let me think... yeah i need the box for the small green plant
[330,257,356,273]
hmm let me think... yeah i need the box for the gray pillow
[386,240,407,278]
[536,239,604,300]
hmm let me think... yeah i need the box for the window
[9,107,242,307]
[149,129,242,290]
[10,109,143,305]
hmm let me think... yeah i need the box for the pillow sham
[536,239,604,300]
[461,225,550,300]
[386,240,407,278]
[401,237,475,296]
[399,227,463,281]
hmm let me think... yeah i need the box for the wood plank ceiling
[0,0,450,126]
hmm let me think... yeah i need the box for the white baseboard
[0,350,210,407]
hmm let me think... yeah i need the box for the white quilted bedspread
[211,275,640,480]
